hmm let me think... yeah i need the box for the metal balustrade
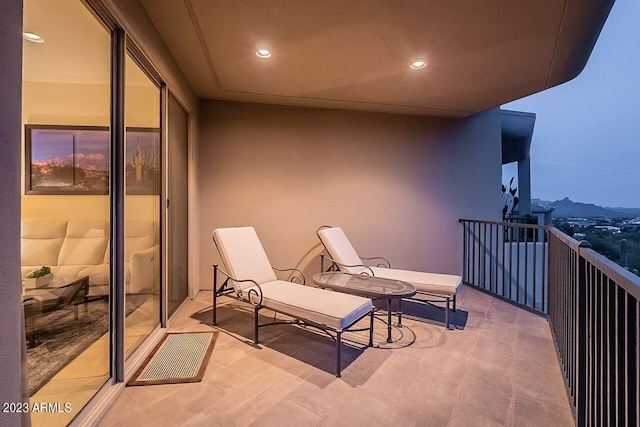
[460,219,639,426]
[460,219,549,312]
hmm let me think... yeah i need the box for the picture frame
[25,124,160,195]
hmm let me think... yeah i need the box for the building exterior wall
[0,0,26,425]
[197,101,502,288]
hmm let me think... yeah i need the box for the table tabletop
[22,275,89,298]
[312,272,416,299]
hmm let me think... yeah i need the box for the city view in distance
[535,197,640,276]
[501,1,640,277]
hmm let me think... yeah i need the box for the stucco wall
[197,101,502,289]
[0,0,25,424]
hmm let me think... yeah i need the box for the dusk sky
[503,0,640,209]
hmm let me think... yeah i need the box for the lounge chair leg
[387,299,392,343]
[452,294,457,312]
[212,264,218,326]
[254,305,260,344]
[336,331,342,378]
[398,298,403,328]
[445,297,450,330]
[369,309,374,347]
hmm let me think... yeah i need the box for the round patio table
[313,272,416,343]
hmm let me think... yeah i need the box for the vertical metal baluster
[502,223,506,297]
[533,224,537,310]
[483,222,487,290]
[589,263,595,427]
[489,223,493,294]
[509,225,513,300]
[627,300,640,426]
[462,221,467,284]
[495,223,499,297]
[524,224,529,308]
[543,228,547,312]
[472,222,476,288]
[597,269,602,427]
[614,285,619,427]
[604,277,609,426]
[516,224,521,304]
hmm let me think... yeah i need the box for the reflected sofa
[21,219,159,295]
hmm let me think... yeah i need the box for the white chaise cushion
[244,280,373,330]
[369,267,462,296]
[21,220,68,266]
[213,227,278,291]
[317,227,364,274]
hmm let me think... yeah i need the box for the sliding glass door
[21,0,112,424]
[124,53,162,357]
[21,0,166,423]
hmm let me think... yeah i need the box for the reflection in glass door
[21,0,112,424]
[124,53,161,357]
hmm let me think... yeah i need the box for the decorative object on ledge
[25,124,160,195]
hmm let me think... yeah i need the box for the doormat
[127,331,218,386]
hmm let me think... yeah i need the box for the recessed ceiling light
[410,61,426,70]
[256,49,272,59]
[23,32,44,43]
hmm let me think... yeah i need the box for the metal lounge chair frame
[316,225,459,329]
[212,229,374,377]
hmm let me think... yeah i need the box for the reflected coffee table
[313,272,416,343]
[22,276,91,348]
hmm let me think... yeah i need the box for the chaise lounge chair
[212,226,374,377]
[316,226,462,329]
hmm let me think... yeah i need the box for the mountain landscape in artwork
[29,127,109,193]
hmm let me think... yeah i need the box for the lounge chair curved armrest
[321,254,375,276]
[315,225,334,236]
[214,265,264,306]
[360,256,391,268]
[272,266,306,285]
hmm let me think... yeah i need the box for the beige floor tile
[318,388,394,427]
[359,352,420,402]
[249,398,321,427]
[513,392,574,427]
[96,287,574,427]
[455,364,514,425]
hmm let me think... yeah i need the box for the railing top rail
[549,227,582,251]
[459,218,550,230]
[580,247,640,300]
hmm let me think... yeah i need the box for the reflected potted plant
[24,266,52,289]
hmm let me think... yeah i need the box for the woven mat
[127,331,218,386]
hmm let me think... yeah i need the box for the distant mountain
[33,154,108,171]
[534,197,637,219]
[612,207,640,216]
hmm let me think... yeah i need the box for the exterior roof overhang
[139,0,614,118]
[501,110,536,165]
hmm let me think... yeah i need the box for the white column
[518,155,531,216]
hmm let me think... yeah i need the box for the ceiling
[23,0,159,87]
[141,0,613,118]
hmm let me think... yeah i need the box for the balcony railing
[460,219,639,427]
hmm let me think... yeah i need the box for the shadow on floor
[380,299,470,330]
[191,302,371,377]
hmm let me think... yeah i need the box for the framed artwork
[25,125,160,195]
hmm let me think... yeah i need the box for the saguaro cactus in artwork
[131,143,152,183]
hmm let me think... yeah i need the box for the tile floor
[98,285,575,427]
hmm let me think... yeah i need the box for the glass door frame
[85,0,168,385]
